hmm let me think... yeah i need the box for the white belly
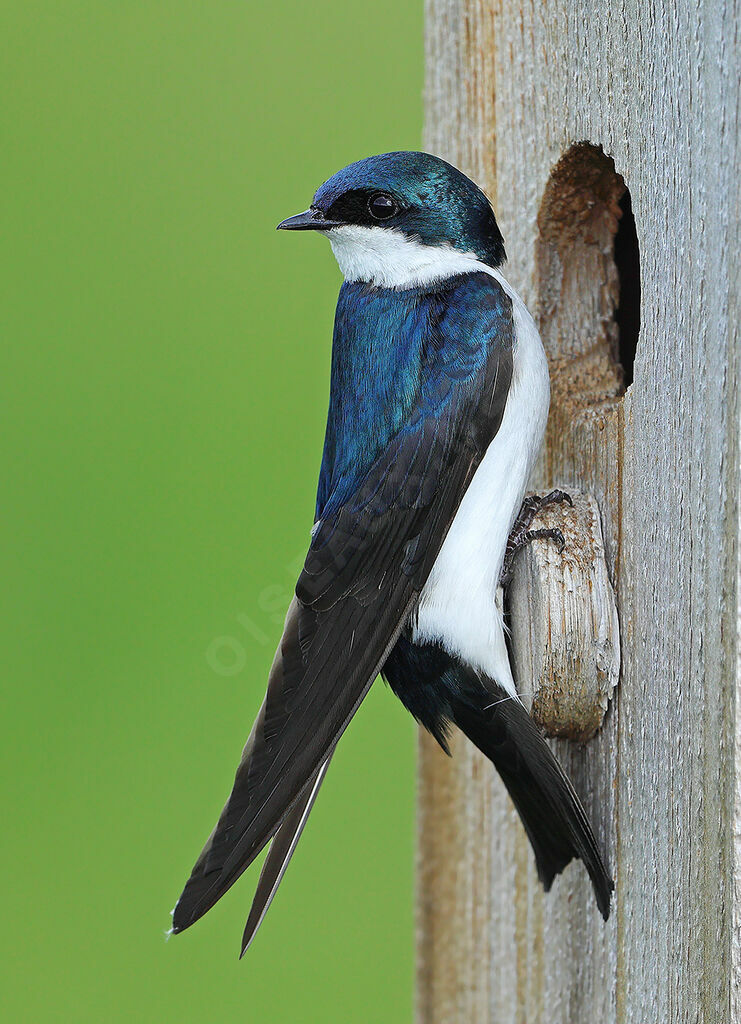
[412,269,550,697]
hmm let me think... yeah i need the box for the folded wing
[171,273,514,939]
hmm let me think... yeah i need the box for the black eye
[367,193,398,220]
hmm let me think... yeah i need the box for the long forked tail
[451,688,613,919]
[239,755,332,956]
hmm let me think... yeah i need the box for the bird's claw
[540,488,573,509]
[519,526,566,555]
[500,491,571,585]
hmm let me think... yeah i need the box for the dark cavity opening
[614,189,641,387]
[536,143,641,405]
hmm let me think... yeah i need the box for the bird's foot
[500,490,572,585]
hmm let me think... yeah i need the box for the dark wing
[172,274,514,938]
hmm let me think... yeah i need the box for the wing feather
[172,272,514,936]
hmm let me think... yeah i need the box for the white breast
[412,267,550,697]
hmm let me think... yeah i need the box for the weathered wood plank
[418,2,739,1021]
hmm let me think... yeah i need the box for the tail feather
[240,756,331,956]
[452,692,613,919]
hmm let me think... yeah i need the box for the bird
[171,151,613,956]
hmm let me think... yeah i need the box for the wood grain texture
[419,2,740,1021]
[507,491,620,742]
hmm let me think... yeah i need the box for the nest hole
[536,143,641,405]
[613,189,640,387]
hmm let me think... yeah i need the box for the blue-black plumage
[171,151,612,958]
[317,272,510,518]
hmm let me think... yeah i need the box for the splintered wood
[507,491,619,742]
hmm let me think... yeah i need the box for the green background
[3,3,423,1020]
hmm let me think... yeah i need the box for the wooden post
[417,3,739,1022]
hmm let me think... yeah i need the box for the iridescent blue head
[278,152,506,289]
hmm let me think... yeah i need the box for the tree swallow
[171,151,613,956]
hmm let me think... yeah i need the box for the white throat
[324,224,483,290]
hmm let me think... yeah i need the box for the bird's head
[277,151,505,289]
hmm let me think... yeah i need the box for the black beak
[276,208,343,231]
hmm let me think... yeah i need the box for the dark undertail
[382,635,613,920]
